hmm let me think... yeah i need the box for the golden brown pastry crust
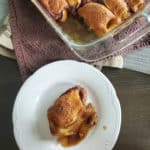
[78,2,121,37]
[126,0,145,12]
[103,0,130,20]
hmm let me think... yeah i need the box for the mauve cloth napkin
[8,0,150,79]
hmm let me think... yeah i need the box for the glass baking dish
[31,0,150,62]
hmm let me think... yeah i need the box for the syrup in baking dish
[59,15,98,44]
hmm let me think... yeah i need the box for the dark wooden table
[0,56,150,150]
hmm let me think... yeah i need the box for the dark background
[0,56,150,150]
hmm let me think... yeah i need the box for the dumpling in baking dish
[125,0,145,12]
[39,0,82,21]
[78,2,121,37]
[39,0,69,22]
[103,0,130,20]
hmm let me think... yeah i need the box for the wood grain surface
[0,56,150,150]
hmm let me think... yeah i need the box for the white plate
[13,60,121,150]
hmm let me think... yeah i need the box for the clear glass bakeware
[31,0,150,62]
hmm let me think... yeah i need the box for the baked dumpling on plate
[47,86,98,146]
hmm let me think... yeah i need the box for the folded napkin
[8,0,150,79]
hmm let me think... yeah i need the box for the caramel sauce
[58,111,97,147]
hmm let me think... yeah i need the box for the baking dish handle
[113,3,150,41]
[113,10,150,53]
